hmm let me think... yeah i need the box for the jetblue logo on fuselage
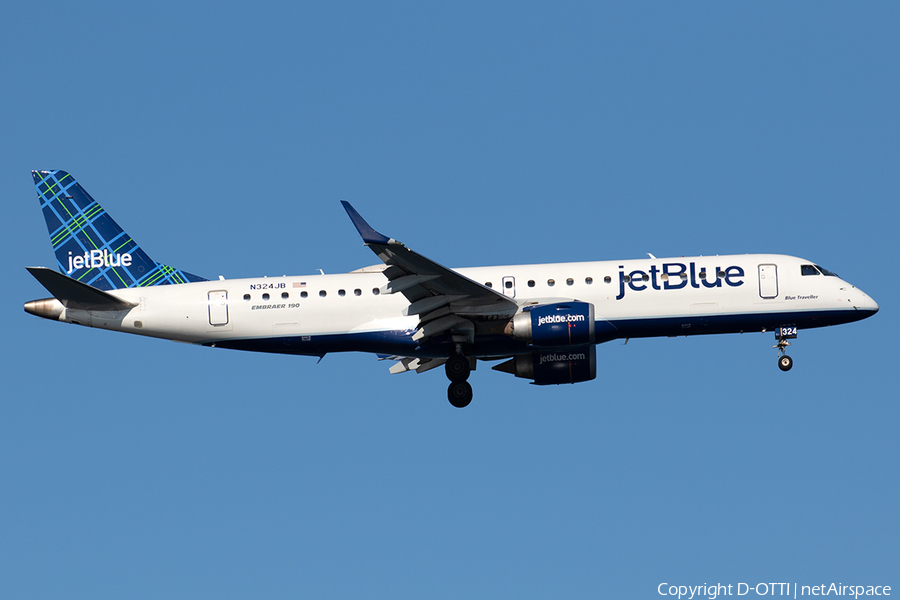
[616,262,744,300]
[67,250,133,274]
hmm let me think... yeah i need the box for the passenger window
[262,293,270,300]
[354,289,362,296]
[319,290,326,297]
[338,289,346,297]
[243,294,251,301]
[642,274,650,282]
[699,271,707,279]
[281,292,289,299]
[548,279,555,287]
[566,278,574,286]
[485,282,492,288]
[604,276,611,283]
[585,277,593,285]
[505,280,513,289]
[717,270,725,279]
[300,291,308,298]
[528,280,535,287]
[372,288,380,295]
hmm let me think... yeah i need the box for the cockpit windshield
[815,264,839,277]
[801,264,840,277]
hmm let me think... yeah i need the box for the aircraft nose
[857,290,879,314]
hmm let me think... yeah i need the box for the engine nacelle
[493,346,597,385]
[507,302,595,347]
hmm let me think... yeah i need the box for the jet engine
[505,302,595,346]
[493,346,597,385]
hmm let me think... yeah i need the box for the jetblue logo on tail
[67,250,133,274]
[34,170,207,290]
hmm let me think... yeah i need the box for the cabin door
[758,265,778,299]
[208,291,229,326]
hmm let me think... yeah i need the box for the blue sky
[1,2,897,598]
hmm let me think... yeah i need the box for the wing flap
[402,294,469,317]
[388,356,448,375]
[380,273,441,295]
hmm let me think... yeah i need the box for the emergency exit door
[502,276,516,298]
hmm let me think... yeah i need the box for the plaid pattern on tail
[33,170,207,291]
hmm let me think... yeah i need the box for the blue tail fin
[32,169,207,291]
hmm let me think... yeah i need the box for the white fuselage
[52,254,878,360]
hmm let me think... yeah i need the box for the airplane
[25,169,879,408]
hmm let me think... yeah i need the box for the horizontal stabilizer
[27,267,136,311]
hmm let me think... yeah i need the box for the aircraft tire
[445,355,471,382]
[448,381,473,408]
[778,355,793,371]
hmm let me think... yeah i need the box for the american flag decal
[293,281,306,288]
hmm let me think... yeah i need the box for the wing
[342,202,518,344]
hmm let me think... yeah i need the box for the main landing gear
[445,354,473,408]
[773,326,797,372]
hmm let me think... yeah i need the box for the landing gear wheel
[773,330,795,372]
[778,355,793,372]
[445,355,471,382]
[448,381,473,408]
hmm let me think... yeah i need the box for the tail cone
[24,298,64,320]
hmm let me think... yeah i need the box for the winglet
[341,201,393,245]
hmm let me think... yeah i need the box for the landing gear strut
[773,326,796,372]
[445,353,473,408]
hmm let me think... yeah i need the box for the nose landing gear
[445,353,473,408]
[777,353,793,371]
[773,326,797,372]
